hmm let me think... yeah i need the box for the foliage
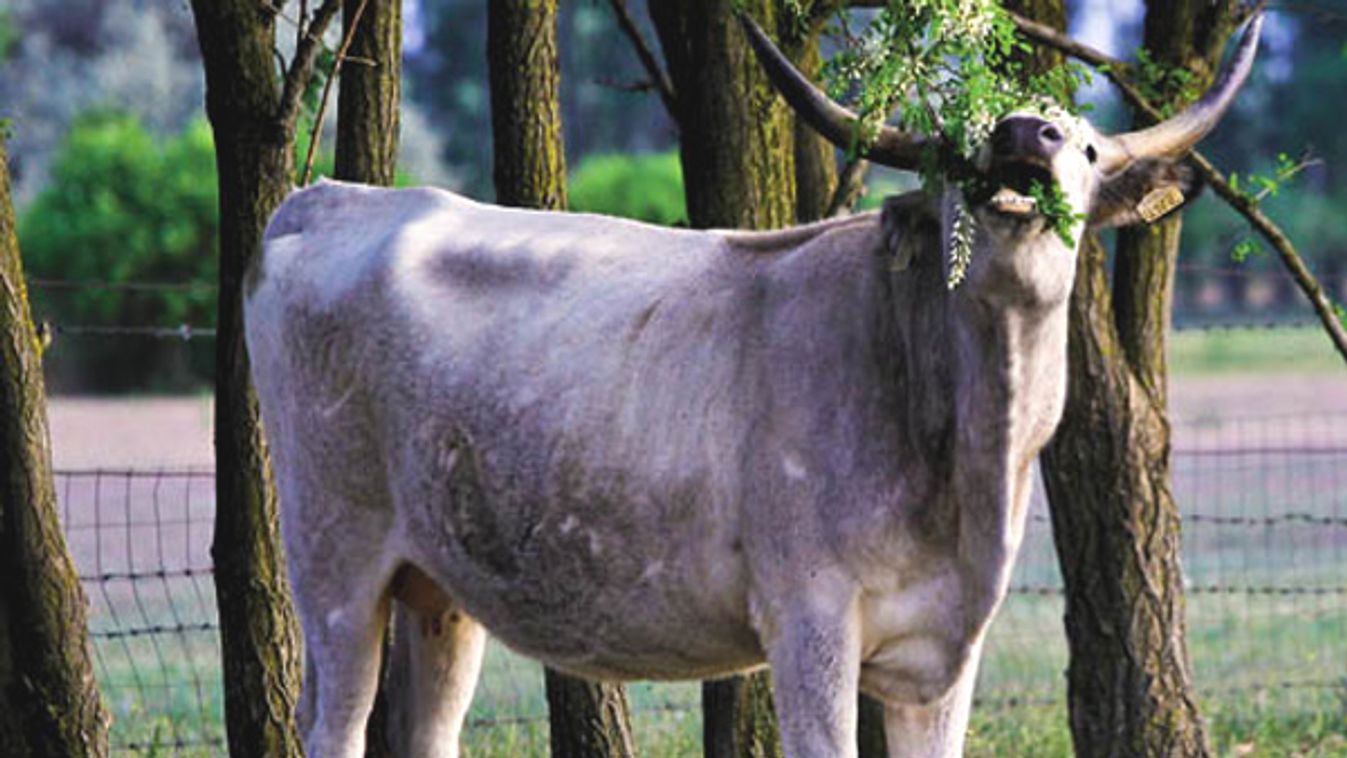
[19,113,217,391]
[568,152,687,226]
[0,8,17,61]
[1228,152,1306,204]
[822,0,1091,284]
[1128,47,1201,117]
[823,0,1086,162]
[1026,179,1086,247]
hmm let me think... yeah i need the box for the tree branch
[827,158,870,217]
[605,0,677,118]
[277,0,342,130]
[1007,10,1347,364]
[301,0,370,186]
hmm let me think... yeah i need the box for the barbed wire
[1030,510,1347,527]
[1008,584,1347,597]
[973,678,1347,711]
[28,277,216,293]
[47,323,217,340]
[31,319,1334,342]
[90,622,218,640]
[1172,318,1323,332]
[55,468,215,479]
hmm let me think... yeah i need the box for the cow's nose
[990,117,1066,163]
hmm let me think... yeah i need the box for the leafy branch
[823,0,1094,285]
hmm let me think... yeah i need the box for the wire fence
[57,409,1347,754]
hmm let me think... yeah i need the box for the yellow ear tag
[1137,186,1185,224]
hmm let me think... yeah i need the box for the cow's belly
[395,468,764,681]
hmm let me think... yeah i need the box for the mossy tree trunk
[336,0,402,187]
[652,1,797,232]
[1039,1,1246,755]
[332,3,402,755]
[650,3,795,756]
[488,3,638,756]
[0,135,110,758]
[782,3,840,223]
[187,2,339,755]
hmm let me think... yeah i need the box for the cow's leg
[284,491,396,758]
[881,639,983,758]
[296,647,318,742]
[761,591,862,758]
[296,578,390,758]
[385,575,487,758]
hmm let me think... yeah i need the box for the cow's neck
[943,289,1069,622]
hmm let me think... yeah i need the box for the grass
[96,608,1346,755]
[1169,327,1344,374]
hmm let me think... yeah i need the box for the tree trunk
[488,0,568,210]
[650,4,794,756]
[782,4,838,223]
[0,135,110,758]
[544,674,638,758]
[651,0,796,231]
[188,3,314,756]
[488,4,638,756]
[336,0,402,187]
[1039,2,1244,755]
[332,3,403,755]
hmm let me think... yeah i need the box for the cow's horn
[738,14,928,171]
[1099,13,1263,173]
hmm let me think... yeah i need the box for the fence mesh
[59,412,1347,754]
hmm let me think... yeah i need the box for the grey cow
[246,13,1261,758]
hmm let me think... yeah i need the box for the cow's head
[742,13,1261,305]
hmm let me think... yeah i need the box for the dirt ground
[44,375,1347,467]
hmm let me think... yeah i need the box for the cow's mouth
[979,161,1055,218]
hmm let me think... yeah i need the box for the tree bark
[782,4,839,223]
[651,0,797,231]
[187,2,327,755]
[1039,2,1244,755]
[650,4,794,756]
[488,4,638,756]
[336,0,402,187]
[488,0,568,210]
[0,135,110,758]
[332,3,403,755]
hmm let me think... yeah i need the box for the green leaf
[1232,237,1263,262]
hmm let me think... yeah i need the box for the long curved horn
[1099,13,1263,173]
[738,14,929,171]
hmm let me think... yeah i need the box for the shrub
[568,151,686,226]
[20,112,218,392]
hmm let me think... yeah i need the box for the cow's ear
[1088,158,1203,229]
[880,192,940,271]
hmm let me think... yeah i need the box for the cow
[245,12,1261,758]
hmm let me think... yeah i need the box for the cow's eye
[1085,145,1099,164]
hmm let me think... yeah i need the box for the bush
[20,112,218,392]
[568,151,686,226]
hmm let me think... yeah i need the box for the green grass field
[1170,326,1344,375]
[94,580,1347,755]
